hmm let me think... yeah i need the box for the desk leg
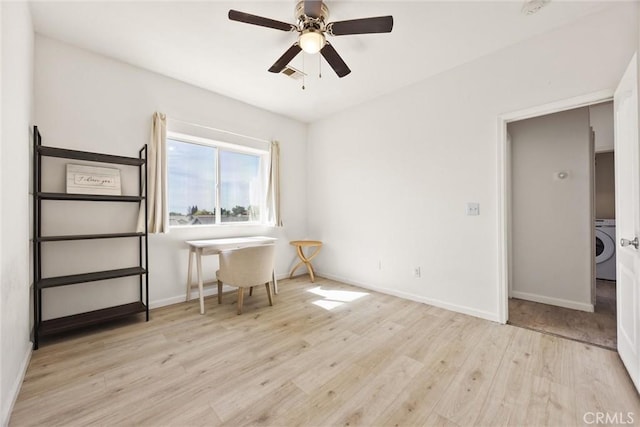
[272,269,278,295]
[197,248,205,315]
[186,248,194,302]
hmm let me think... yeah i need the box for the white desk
[185,236,278,314]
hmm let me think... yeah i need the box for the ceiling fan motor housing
[295,1,329,25]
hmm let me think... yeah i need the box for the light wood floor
[10,277,640,426]
[509,280,617,350]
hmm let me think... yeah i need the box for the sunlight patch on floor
[308,286,369,310]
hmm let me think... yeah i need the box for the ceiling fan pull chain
[319,53,322,78]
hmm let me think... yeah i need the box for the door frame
[496,89,614,324]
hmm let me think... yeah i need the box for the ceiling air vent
[521,0,550,15]
[281,66,306,80]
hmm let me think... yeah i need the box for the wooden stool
[289,240,323,282]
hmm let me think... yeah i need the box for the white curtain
[137,112,168,233]
[267,140,282,227]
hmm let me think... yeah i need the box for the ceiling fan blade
[268,44,303,73]
[320,43,351,78]
[228,10,294,32]
[304,0,323,18]
[329,16,394,36]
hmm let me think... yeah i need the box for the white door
[615,53,640,392]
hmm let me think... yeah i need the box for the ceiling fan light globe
[299,30,326,54]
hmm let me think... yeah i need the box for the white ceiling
[30,1,616,123]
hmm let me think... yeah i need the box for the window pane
[219,150,261,222]
[167,139,216,226]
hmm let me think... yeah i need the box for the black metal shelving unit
[32,125,149,349]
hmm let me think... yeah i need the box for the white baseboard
[317,271,501,323]
[2,344,32,427]
[150,272,289,309]
[275,272,290,281]
[511,290,594,312]
[148,271,503,324]
[150,284,228,309]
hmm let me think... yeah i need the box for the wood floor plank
[424,412,461,427]
[97,367,204,426]
[321,355,424,426]
[570,340,640,424]
[9,276,640,427]
[221,381,308,427]
[526,376,577,427]
[11,375,106,426]
[432,322,515,426]
[285,363,377,426]
[291,330,366,394]
[376,316,496,425]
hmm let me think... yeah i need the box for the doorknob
[621,237,639,249]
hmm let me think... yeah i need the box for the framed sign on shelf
[66,164,122,195]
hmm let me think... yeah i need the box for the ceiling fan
[228,1,394,78]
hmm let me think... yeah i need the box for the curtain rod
[168,117,271,145]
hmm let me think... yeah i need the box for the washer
[596,218,616,281]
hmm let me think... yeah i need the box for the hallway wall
[595,152,616,219]
[510,107,593,311]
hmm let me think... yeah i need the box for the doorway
[497,92,617,349]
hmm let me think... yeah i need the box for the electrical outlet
[378,260,382,270]
[413,267,421,278]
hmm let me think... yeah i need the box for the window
[167,133,269,227]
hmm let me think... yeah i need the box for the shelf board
[37,192,144,202]
[38,267,146,289]
[38,301,147,336]
[37,232,145,242]
[37,145,145,166]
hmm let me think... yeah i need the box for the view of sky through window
[168,138,263,225]
[220,150,260,221]
[167,139,216,215]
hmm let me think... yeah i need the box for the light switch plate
[466,202,480,216]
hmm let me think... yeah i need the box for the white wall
[1,2,33,425]
[590,101,615,153]
[306,4,637,321]
[509,108,592,311]
[34,36,308,319]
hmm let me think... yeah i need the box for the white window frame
[167,130,270,228]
